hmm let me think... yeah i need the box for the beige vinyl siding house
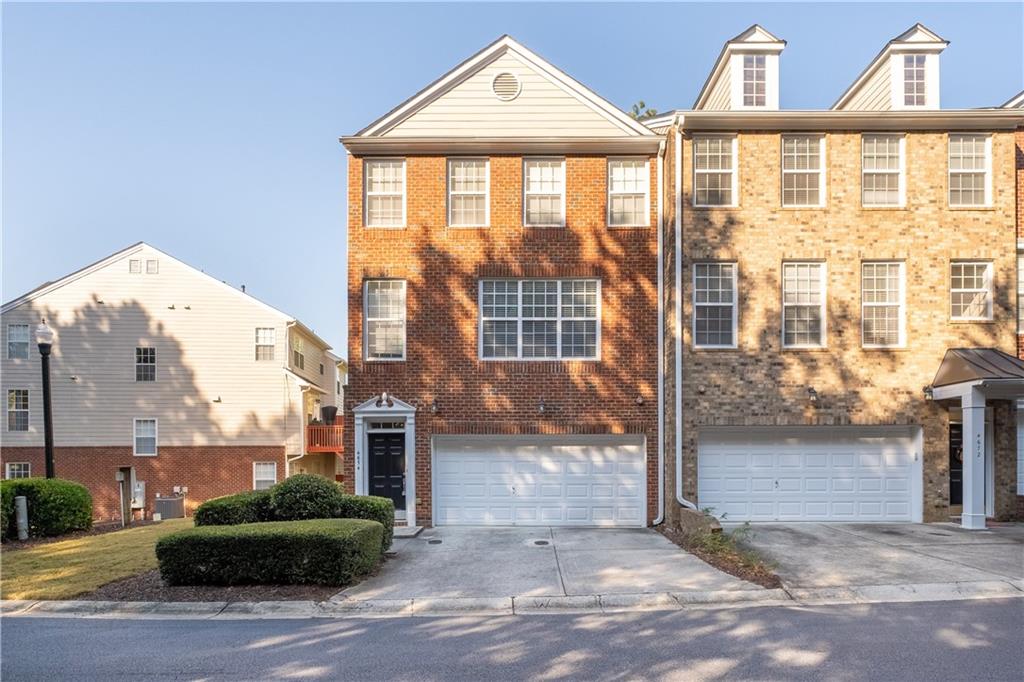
[0,242,342,519]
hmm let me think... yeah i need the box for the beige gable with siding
[0,244,334,452]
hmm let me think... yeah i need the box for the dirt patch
[79,570,342,602]
[1,521,157,552]
[658,525,781,589]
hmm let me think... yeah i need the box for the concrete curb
[3,580,1020,621]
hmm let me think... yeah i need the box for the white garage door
[434,436,646,527]
[698,428,920,523]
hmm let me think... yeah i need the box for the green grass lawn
[1,518,192,600]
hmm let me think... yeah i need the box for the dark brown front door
[369,433,406,511]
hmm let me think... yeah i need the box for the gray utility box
[154,494,186,519]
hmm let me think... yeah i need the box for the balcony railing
[307,424,344,453]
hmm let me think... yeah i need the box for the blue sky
[4,2,1022,355]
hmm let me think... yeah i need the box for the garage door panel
[436,437,646,527]
[698,429,917,523]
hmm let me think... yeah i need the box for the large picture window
[480,279,599,360]
[693,263,738,348]
[782,262,826,348]
[365,280,407,360]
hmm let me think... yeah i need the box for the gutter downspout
[674,115,697,511]
[654,139,667,525]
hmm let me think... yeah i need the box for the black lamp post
[35,321,55,479]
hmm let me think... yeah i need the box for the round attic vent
[492,72,521,101]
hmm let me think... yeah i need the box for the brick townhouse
[342,25,1023,531]
[1003,88,1024,514]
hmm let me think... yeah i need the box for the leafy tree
[629,100,658,120]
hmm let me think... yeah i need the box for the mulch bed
[1,521,156,552]
[78,570,342,603]
[657,525,782,589]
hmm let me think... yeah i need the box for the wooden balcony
[306,424,344,453]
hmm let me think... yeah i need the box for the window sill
[133,453,158,458]
[949,319,996,325]
[448,224,490,229]
[691,346,739,351]
[781,346,829,352]
[364,225,407,229]
[860,205,908,211]
[947,206,996,212]
[692,204,738,210]
[779,205,828,211]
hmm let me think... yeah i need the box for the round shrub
[336,494,395,552]
[194,490,274,526]
[0,478,92,539]
[269,474,344,521]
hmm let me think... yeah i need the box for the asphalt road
[2,599,1021,681]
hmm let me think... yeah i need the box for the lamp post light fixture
[35,320,56,479]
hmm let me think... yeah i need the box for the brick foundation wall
[0,445,285,521]
[345,153,660,526]
[663,127,1018,524]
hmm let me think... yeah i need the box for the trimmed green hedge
[155,519,383,586]
[193,474,395,552]
[0,478,92,540]
[193,490,274,526]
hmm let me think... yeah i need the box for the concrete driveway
[736,522,1024,588]
[337,527,756,600]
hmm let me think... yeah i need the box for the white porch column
[961,387,987,530]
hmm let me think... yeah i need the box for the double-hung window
[862,134,904,207]
[862,262,905,347]
[1018,252,1024,334]
[253,462,277,490]
[948,134,990,207]
[364,159,406,227]
[781,135,825,207]
[135,347,156,382]
[782,263,826,348]
[480,279,599,360]
[7,389,28,432]
[903,54,926,107]
[255,328,276,361]
[133,418,157,456]
[607,158,649,226]
[5,462,30,479]
[743,54,766,107]
[292,334,305,370]
[693,136,737,207]
[129,259,142,274]
[364,280,406,361]
[448,159,489,227]
[7,324,29,359]
[523,159,565,227]
[693,263,738,348]
[950,261,993,321]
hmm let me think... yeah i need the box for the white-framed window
[133,418,158,456]
[523,158,565,227]
[253,462,277,490]
[862,134,905,207]
[146,259,159,274]
[7,389,28,432]
[693,136,737,207]
[135,347,156,382]
[950,261,993,321]
[5,462,30,479]
[7,324,29,359]
[948,134,991,207]
[129,259,142,274]
[743,54,766,107]
[862,262,905,348]
[782,262,826,348]
[479,279,600,360]
[1018,252,1023,333]
[255,327,276,361]
[607,158,649,227]
[291,334,305,370]
[903,54,926,107]
[781,135,825,207]
[364,280,406,361]
[364,159,406,227]
[448,158,489,227]
[693,263,738,348]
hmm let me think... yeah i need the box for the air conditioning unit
[154,494,185,519]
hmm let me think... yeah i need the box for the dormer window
[903,54,926,106]
[743,55,766,107]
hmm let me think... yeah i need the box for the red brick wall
[1017,128,1023,362]
[0,446,285,521]
[345,153,660,526]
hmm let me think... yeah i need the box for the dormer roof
[693,24,786,110]
[832,23,948,110]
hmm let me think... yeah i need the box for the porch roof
[931,348,1024,400]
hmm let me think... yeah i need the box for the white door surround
[431,435,647,527]
[697,426,923,523]
[352,394,417,527]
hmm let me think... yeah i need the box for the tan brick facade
[0,445,285,521]
[345,154,661,526]
[662,127,1019,524]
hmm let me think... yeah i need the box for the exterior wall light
[807,387,819,405]
[635,395,645,406]
[430,399,438,414]
[923,385,934,401]
[538,397,546,414]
